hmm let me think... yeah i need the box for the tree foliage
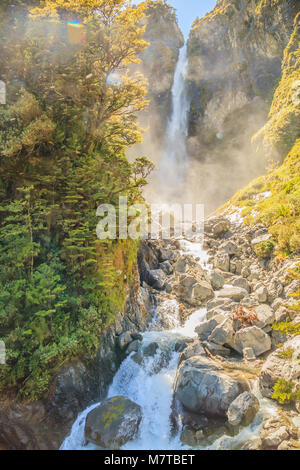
[0,0,153,399]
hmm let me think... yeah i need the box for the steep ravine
[62,215,300,450]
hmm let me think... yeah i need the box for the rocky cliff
[185,0,298,211]
[138,0,184,135]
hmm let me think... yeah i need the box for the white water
[61,240,279,451]
[159,44,190,195]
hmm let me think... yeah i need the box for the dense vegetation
[0,0,154,400]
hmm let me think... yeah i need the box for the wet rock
[233,326,271,357]
[85,396,142,449]
[227,392,259,427]
[180,428,197,447]
[118,331,134,351]
[159,261,173,275]
[259,336,300,398]
[126,340,141,355]
[148,269,166,290]
[179,341,206,363]
[218,287,248,302]
[174,356,246,418]
[209,269,225,290]
[143,342,159,357]
[174,337,194,353]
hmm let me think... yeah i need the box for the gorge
[0,0,299,452]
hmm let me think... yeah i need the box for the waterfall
[159,44,190,195]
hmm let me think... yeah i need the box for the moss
[254,240,276,258]
[272,378,300,405]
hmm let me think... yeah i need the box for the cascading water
[61,239,279,451]
[159,44,190,196]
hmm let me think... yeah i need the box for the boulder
[261,426,289,449]
[243,347,256,361]
[174,356,247,418]
[218,287,248,302]
[255,286,268,303]
[227,392,259,427]
[208,317,234,346]
[179,341,206,363]
[193,281,214,303]
[220,241,240,256]
[158,248,176,263]
[195,314,227,341]
[209,270,225,290]
[232,276,251,292]
[118,331,134,351]
[143,341,159,357]
[147,269,166,290]
[202,341,231,357]
[159,261,173,275]
[254,304,275,328]
[126,340,141,355]
[213,219,230,237]
[233,326,271,357]
[213,252,230,272]
[85,396,142,449]
[259,336,300,398]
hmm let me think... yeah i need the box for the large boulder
[209,269,225,290]
[254,304,275,328]
[212,219,230,237]
[259,336,300,398]
[232,276,250,293]
[208,317,234,346]
[218,286,248,302]
[233,326,271,357]
[147,269,166,290]
[85,396,142,449]
[174,356,247,418]
[195,314,227,341]
[227,392,259,427]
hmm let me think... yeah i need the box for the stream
[61,239,279,451]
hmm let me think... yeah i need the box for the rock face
[174,356,247,418]
[186,0,297,212]
[259,336,300,398]
[227,392,259,427]
[85,396,142,449]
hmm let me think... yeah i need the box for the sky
[135,0,217,38]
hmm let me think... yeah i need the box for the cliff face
[222,13,300,257]
[140,1,184,132]
[185,0,298,211]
